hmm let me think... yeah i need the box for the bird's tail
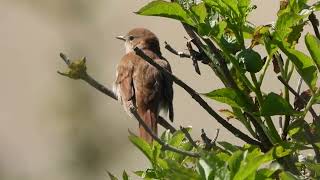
[138,109,157,143]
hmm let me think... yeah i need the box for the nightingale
[114,28,174,143]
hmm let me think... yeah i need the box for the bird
[114,28,174,143]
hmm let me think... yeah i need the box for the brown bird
[114,28,174,143]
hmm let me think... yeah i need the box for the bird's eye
[128,35,134,41]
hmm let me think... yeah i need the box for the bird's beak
[116,35,126,41]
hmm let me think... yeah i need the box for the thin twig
[164,41,191,58]
[134,47,261,146]
[212,129,220,144]
[296,77,303,95]
[277,76,318,120]
[58,53,175,132]
[130,107,200,157]
[180,126,198,148]
[201,129,219,150]
[158,116,176,133]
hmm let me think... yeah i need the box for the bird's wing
[155,59,174,121]
[115,54,135,104]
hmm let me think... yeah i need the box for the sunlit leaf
[191,2,207,23]
[203,88,250,109]
[278,44,318,89]
[305,33,320,71]
[136,0,195,26]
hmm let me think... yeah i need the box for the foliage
[109,0,320,179]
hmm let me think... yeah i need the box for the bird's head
[116,28,161,56]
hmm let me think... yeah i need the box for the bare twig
[186,39,201,74]
[134,46,261,146]
[201,129,219,150]
[296,77,303,95]
[58,53,175,132]
[158,116,176,133]
[180,126,198,148]
[212,129,220,144]
[164,41,191,58]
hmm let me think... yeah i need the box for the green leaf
[279,171,299,180]
[166,129,189,160]
[237,49,264,73]
[191,2,207,23]
[233,148,274,180]
[197,159,213,180]
[305,33,320,71]
[136,0,195,26]
[166,160,201,180]
[228,150,244,179]
[122,170,129,180]
[218,141,241,153]
[107,171,119,180]
[260,93,299,116]
[278,44,318,89]
[256,163,281,179]
[203,88,250,109]
[128,134,153,162]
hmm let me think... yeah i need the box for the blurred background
[0,0,316,179]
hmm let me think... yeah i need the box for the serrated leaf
[136,0,195,26]
[305,33,320,71]
[128,134,153,162]
[260,93,300,116]
[274,12,303,42]
[237,48,264,73]
[278,44,318,89]
[203,88,250,109]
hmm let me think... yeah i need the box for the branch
[164,41,191,58]
[58,53,175,132]
[134,47,261,146]
[201,129,219,150]
[309,12,320,40]
[180,126,198,148]
[129,106,200,157]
